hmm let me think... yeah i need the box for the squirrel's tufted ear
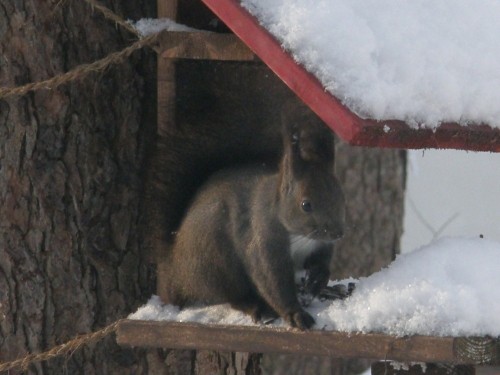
[280,99,336,179]
[297,130,334,163]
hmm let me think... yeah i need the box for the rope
[83,0,140,37]
[0,0,161,99]
[0,319,125,373]
[0,32,159,99]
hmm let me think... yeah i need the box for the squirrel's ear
[298,133,334,163]
[280,99,336,176]
[288,130,336,180]
[289,134,309,178]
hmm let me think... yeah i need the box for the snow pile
[315,237,500,336]
[240,0,500,128]
[129,297,257,326]
[130,18,195,37]
[130,237,500,337]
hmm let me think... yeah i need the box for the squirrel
[157,103,345,329]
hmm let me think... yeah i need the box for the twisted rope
[0,32,159,99]
[0,319,125,373]
[83,0,140,37]
[0,0,161,99]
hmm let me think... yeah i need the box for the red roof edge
[201,0,500,152]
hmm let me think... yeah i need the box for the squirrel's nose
[319,226,343,241]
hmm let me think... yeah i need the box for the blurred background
[402,149,500,253]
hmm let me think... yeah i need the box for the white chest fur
[289,234,322,270]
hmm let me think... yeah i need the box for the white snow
[240,0,500,128]
[130,18,196,37]
[316,237,500,336]
[129,297,257,326]
[130,237,500,337]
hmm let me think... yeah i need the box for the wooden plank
[116,320,500,365]
[159,31,255,61]
[157,0,178,137]
[200,0,500,152]
[158,0,177,19]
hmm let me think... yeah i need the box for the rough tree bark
[0,1,158,373]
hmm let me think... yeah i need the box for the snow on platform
[130,237,500,337]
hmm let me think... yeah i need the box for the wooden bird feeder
[118,1,500,374]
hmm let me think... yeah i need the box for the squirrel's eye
[301,200,313,213]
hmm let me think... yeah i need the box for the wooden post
[158,0,177,137]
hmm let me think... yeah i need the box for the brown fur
[141,63,288,262]
[157,106,345,330]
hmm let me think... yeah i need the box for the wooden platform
[117,320,500,365]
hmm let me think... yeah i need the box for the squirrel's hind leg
[230,295,278,324]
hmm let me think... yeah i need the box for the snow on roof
[240,0,500,129]
[130,237,500,337]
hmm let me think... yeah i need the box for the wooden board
[157,0,177,138]
[116,320,500,365]
[200,0,500,152]
[160,31,255,61]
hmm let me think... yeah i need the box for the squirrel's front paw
[305,266,330,296]
[286,309,315,330]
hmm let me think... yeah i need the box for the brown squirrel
[157,104,345,329]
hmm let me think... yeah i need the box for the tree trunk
[0,1,158,373]
[333,143,406,279]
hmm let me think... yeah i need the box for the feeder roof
[202,0,500,151]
